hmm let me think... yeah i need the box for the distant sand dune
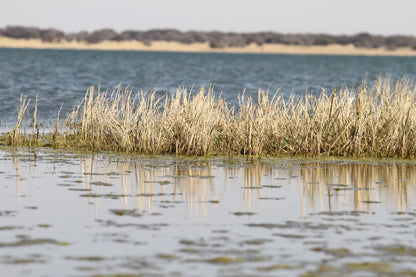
[1,37,416,56]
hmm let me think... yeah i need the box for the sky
[1,0,416,36]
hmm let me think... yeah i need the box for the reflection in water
[8,151,416,215]
[5,150,416,277]
[78,157,217,217]
[299,163,416,213]
[73,156,416,215]
[12,156,22,206]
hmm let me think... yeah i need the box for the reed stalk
[31,94,39,145]
[9,95,30,145]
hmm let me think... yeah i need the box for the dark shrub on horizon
[40,28,65,42]
[114,30,143,41]
[350,33,384,48]
[386,35,416,50]
[65,31,90,42]
[313,34,334,45]
[85,28,118,43]
[1,25,416,50]
[2,26,41,39]
[207,31,227,48]
[141,29,180,42]
[260,32,284,44]
[284,34,316,45]
[184,31,209,43]
[243,33,265,46]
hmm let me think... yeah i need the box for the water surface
[1,149,416,276]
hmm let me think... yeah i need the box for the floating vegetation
[79,193,103,198]
[79,193,126,198]
[257,264,295,271]
[179,239,208,247]
[246,223,281,229]
[240,239,273,245]
[203,256,242,264]
[0,226,23,231]
[90,181,113,187]
[65,256,106,262]
[314,211,369,216]
[273,233,306,239]
[58,175,72,179]
[5,77,416,158]
[155,254,177,260]
[375,244,416,256]
[37,224,51,228]
[346,262,392,272]
[0,211,16,217]
[2,255,46,265]
[68,188,91,192]
[208,200,220,204]
[259,197,285,200]
[246,221,336,230]
[179,248,201,254]
[311,247,353,257]
[143,180,171,185]
[96,219,168,230]
[0,238,69,247]
[109,209,142,217]
[232,212,257,216]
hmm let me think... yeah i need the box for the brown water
[1,148,416,276]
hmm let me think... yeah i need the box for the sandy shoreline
[1,37,416,56]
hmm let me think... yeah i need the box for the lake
[1,49,416,276]
[1,48,416,127]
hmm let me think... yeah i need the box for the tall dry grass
[63,85,232,155]
[8,95,31,145]
[8,76,416,158]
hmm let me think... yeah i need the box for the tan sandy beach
[1,37,416,56]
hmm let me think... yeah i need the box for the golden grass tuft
[6,77,416,158]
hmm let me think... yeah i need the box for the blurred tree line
[1,25,416,50]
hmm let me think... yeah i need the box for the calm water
[2,49,416,276]
[1,149,416,276]
[1,48,416,127]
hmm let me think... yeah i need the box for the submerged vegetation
[4,77,416,158]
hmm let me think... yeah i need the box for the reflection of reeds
[223,160,416,213]
[4,150,405,216]
[299,163,416,213]
[242,166,265,208]
[7,77,416,158]
[80,157,216,215]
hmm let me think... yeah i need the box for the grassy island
[3,77,416,159]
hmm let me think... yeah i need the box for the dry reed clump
[63,85,232,155]
[7,77,416,158]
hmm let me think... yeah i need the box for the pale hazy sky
[1,0,415,35]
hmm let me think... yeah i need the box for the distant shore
[1,37,416,56]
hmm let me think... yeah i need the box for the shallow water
[1,148,416,276]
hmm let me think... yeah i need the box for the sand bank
[0,37,416,56]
